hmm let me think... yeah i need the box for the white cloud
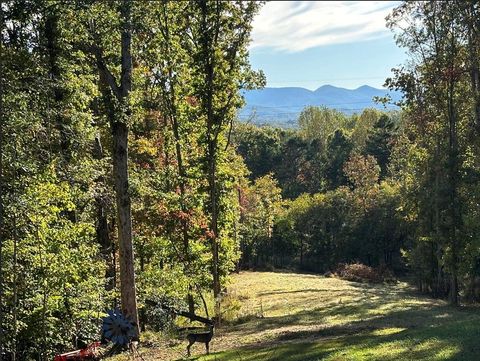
[251,1,399,52]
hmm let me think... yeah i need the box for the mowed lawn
[134,271,480,361]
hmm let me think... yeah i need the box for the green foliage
[0,0,262,355]
[364,114,397,179]
[385,0,480,303]
[324,129,353,190]
[234,108,399,198]
[238,174,283,268]
[3,173,105,359]
[237,176,406,273]
[234,123,282,180]
[233,110,406,273]
[298,106,348,150]
[351,108,382,149]
[4,0,480,358]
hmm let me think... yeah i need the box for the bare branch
[79,42,122,101]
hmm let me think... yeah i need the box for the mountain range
[238,85,402,127]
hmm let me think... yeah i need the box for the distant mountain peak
[356,84,377,90]
[314,84,340,91]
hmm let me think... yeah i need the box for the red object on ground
[54,341,101,361]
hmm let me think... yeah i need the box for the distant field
[127,271,480,361]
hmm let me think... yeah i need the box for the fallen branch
[145,299,213,326]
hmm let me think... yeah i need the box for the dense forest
[1,1,480,360]
[234,108,404,273]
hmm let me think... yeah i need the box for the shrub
[334,263,395,283]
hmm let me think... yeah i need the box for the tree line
[234,108,405,273]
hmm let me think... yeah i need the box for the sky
[249,1,407,90]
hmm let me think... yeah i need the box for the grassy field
[130,271,480,361]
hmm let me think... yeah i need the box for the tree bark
[94,136,115,291]
[434,138,443,297]
[466,2,480,132]
[112,121,139,334]
[45,8,71,165]
[0,2,5,352]
[115,0,139,335]
[208,148,221,299]
[447,56,459,306]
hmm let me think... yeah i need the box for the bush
[219,292,243,322]
[334,263,395,283]
[144,295,186,332]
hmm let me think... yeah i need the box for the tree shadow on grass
[191,312,480,361]
[258,288,359,296]
[179,278,480,361]
[224,287,452,337]
[188,340,338,361]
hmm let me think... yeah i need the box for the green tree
[387,0,477,304]
[364,114,396,179]
[186,0,264,303]
[324,129,353,189]
[79,0,139,333]
[298,106,347,150]
[1,1,107,357]
[239,174,282,268]
[234,123,282,180]
[351,108,381,150]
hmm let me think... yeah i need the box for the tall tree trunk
[45,8,71,165]
[447,66,459,306]
[90,0,139,335]
[208,145,221,299]
[117,0,138,324]
[0,2,4,351]
[112,120,139,333]
[434,138,443,297]
[466,2,480,132]
[94,136,115,291]
[197,0,222,306]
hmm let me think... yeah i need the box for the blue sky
[249,1,407,90]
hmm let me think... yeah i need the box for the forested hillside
[1,1,480,360]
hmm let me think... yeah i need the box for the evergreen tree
[364,114,396,179]
[324,129,353,189]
